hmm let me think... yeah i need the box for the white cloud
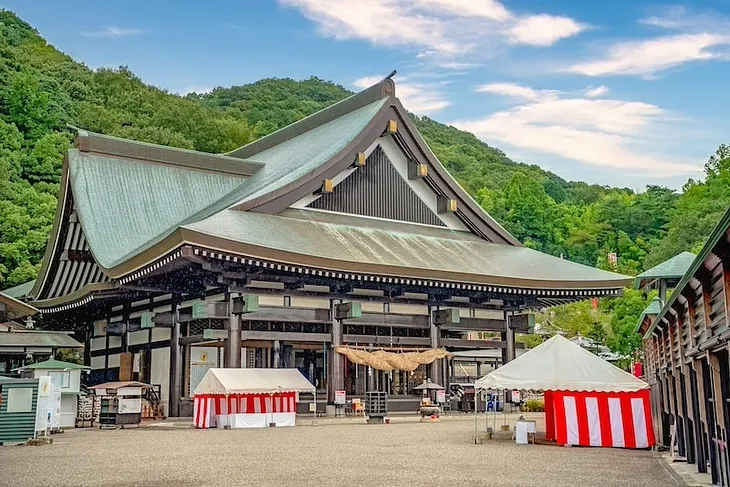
[279,0,585,60]
[568,33,730,77]
[508,14,586,47]
[475,82,560,102]
[354,75,449,114]
[81,26,146,38]
[452,83,699,177]
[584,85,609,97]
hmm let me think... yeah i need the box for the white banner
[35,376,52,433]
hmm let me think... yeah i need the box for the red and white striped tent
[193,368,315,429]
[475,335,655,449]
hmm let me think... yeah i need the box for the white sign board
[436,390,446,404]
[119,397,142,414]
[334,390,346,405]
[511,390,521,403]
[35,376,53,433]
[50,386,61,430]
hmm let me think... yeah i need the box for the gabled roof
[475,335,648,392]
[634,297,663,334]
[17,358,89,370]
[634,251,696,289]
[30,74,631,309]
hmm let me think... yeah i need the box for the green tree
[602,289,654,357]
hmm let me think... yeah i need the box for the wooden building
[21,75,629,417]
[1,291,83,373]
[637,210,730,486]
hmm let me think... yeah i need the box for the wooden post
[330,299,344,402]
[506,313,517,363]
[273,340,281,368]
[169,296,182,418]
[224,293,242,368]
[429,305,442,383]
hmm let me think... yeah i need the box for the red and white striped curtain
[545,390,655,449]
[194,392,297,429]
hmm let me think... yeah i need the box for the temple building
[15,75,629,416]
[637,211,730,486]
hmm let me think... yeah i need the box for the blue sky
[4,0,730,190]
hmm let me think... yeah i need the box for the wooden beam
[242,330,331,343]
[437,196,457,214]
[342,334,430,346]
[441,317,507,332]
[345,313,429,329]
[408,162,428,179]
[441,338,507,349]
[682,287,698,351]
[696,267,714,331]
[241,306,331,323]
[354,152,366,167]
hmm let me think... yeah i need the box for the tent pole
[474,386,478,443]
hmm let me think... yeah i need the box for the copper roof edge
[226,75,395,160]
[71,126,263,177]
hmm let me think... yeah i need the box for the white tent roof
[475,335,648,392]
[194,368,316,395]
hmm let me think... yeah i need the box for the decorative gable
[35,187,109,301]
[307,146,445,227]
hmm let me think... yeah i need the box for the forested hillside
[1,10,729,357]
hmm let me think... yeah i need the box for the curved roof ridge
[226,75,395,160]
[72,127,263,176]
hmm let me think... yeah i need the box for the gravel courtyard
[0,417,682,487]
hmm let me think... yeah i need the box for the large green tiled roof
[69,150,247,269]
[238,98,388,207]
[33,76,632,308]
[183,209,630,288]
[69,99,388,270]
[634,251,696,288]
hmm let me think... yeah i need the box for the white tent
[194,368,315,395]
[193,368,315,429]
[474,335,654,448]
[475,334,648,392]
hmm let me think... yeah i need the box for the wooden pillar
[330,299,344,402]
[224,293,242,368]
[83,321,92,367]
[429,305,442,382]
[506,314,517,363]
[273,340,281,368]
[168,296,182,417]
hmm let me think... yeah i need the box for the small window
[7,387,33,412]
[48,371,70,388]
